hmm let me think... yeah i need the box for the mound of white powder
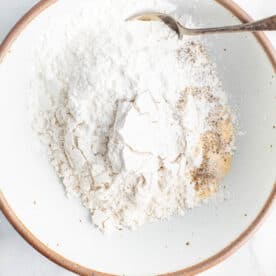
[29,0,234,233]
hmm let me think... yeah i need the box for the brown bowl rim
[0,0,275,275]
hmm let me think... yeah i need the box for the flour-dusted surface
[29,0,234,233]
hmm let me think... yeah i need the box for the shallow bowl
[0,0,275,275]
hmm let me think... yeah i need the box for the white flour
[29,0,234,233]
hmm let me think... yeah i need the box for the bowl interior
[0,0,275,275]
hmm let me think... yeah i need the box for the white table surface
[0,1,275,275]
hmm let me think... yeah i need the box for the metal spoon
[127,12,276,38]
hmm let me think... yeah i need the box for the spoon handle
[186,15,276,35]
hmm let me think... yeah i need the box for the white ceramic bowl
[0,1,275,275]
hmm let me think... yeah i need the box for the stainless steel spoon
[127,12,276,38]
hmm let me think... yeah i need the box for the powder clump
[29,0,235,233]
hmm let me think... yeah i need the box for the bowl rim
[0,0,275,275]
